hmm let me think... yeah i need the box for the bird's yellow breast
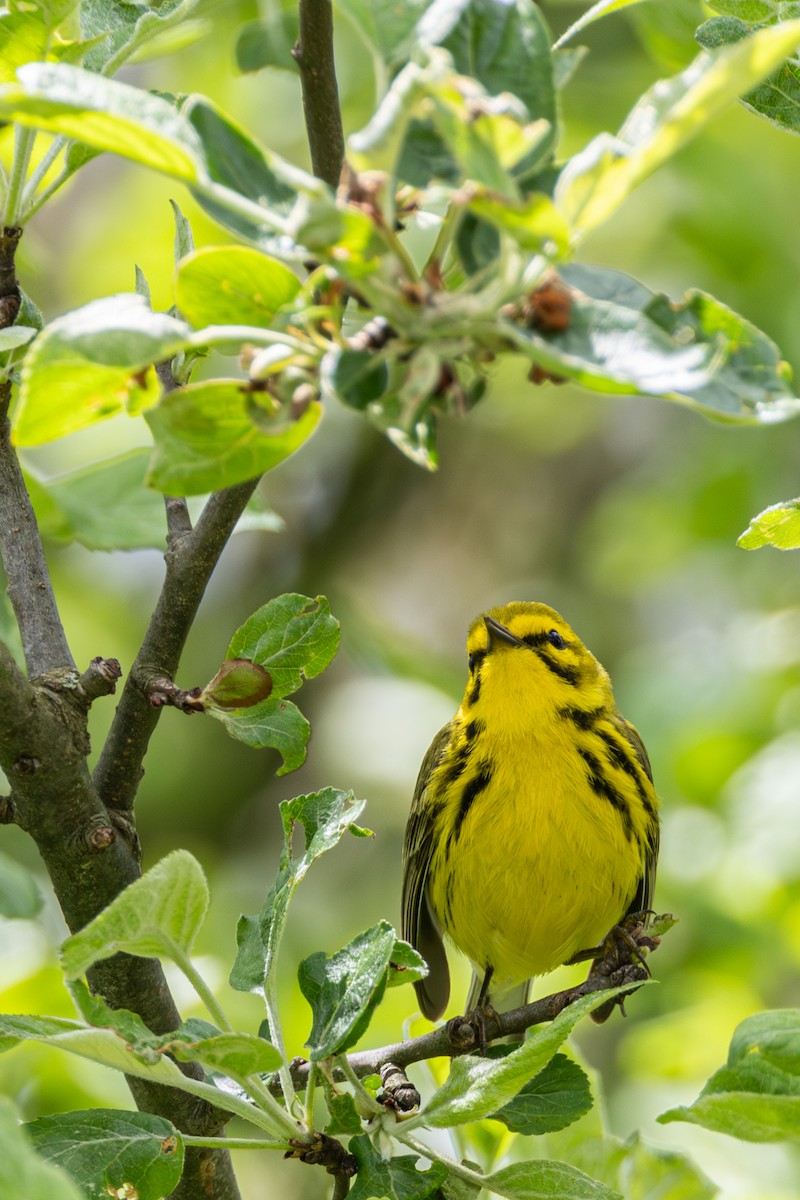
[426,711,647,987]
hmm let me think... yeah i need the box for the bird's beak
[484,615,521,651]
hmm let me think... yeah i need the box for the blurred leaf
[696,15,800,133]
[60,850,209,977]
[554,0,648,49]
[171,198,195,263]
[200,659,273,709]
[738,499,800,549]
[176,246,301,329]
[0,1097,83,1200]
[556,23,800,238]
[300,922,422,1060]
[12,294,188,446]
[208,696,311,774]
[225,593,341,698]
[490,1053,593,1135]
[0,13,48,84]
[79,0,200,73]
[66,980,164,1062]
[619,1133,717,1200]
[659,1010,800,1141]
[235,11,299,74]
[145,381,322,495]
[230,788,368,993]
[321,347,390,410]
[506,263,800,423]
[26,1109,184,1200]
[406,988,629,1130]
[0,850,42,918]
[336,0,430,70]
[0,63,206,181]
[348,1134,448,1200]
[465,187,569,253]
[484,1160,621,1200]
[182,95,314,244]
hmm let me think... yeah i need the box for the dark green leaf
[386,938,428,989]
[321,347,390,410]
[230,788,368,993]
[348,1135,448,1200]
[226,593,340,697]
[300,922,401,1059]
[491,1053,593,1135]
[325,1091,362,1135]
[145,381,322,495]
[26,1109,184,1200]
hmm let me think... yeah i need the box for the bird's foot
[567,912,662,1023]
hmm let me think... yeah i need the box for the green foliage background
[2,1,800,1196]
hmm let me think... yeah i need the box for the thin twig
[93,479,260,813]
[293,0,345,187]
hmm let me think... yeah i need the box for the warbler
[401,601,660,1021]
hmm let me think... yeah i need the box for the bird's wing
[401,724,452,1021]
[616,715,660,915]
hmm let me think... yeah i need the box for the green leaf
[182,95,315,245]
[79,0,199,73]
[13,294,189,446]
[162,1029,283,1076]
[348,1135,448,1200]
[0,1097,83,1200]
[226,593,341,697]
[145,381,322,495]
[386,938,428,989]
[176,246,301,330]
[200,659,273,709]
[0,63,206,182]
[26,1110,184,1200]
[0,13,48,85]
[738,500,800,549]
[60,850,209,977]
[696,16,800,134]
[230,788,368,993]
[208,696,311,773]
[484,1160,621,1200]
[556,22,800,239]
[0,849,42,918]
[325,1091,362,1135]
[406,988,632,1130]
[619,1133,717,1200]
[506,263,800,423]
[659,1009,800,1142]
[300,922,408,1060]
[336,0,430,71]
[235,11,299,74]
[321,347,390,411]
[491,1054,594,1135]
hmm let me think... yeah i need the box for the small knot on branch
[285,1133,357,1178]
[11,754,40,777]
[78,657,123,703]
[0,795,17,824]
[84,817,116,853]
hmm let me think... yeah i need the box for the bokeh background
[2,1,800,1196]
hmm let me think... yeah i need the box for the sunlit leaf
[738,500,800,549]
[176,246,301,329]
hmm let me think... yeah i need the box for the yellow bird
[401,601,660,1021]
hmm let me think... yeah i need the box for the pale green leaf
[0,1097,83,1200]
[485,1159,621,1200]
[176,246,301,329]
[554,0,649,50]
[60,850,209,977]
[738,500,800,549]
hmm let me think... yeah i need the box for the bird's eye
[547,629,566,650]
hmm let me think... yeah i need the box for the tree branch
[0,230,73,677]
[293,0,345,188]
[93,479,260,814]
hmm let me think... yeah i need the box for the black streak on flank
[560,705,604,731]
[577,747,634,841]
[596,727,657,821]
[452,761,493,845]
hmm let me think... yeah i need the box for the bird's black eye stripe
[547,629,566,649]
[468,649,486,673]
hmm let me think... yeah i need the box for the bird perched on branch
[402,601,660,1027]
